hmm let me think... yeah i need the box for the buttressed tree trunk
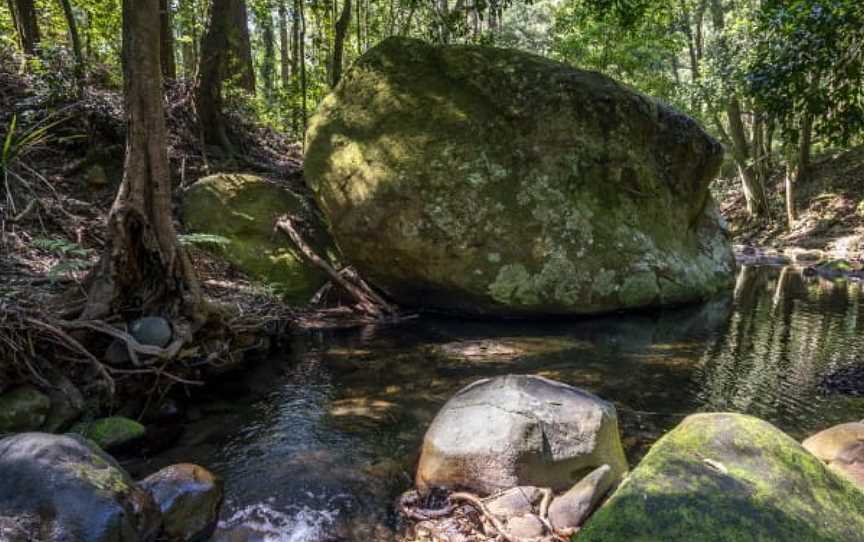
[196,0,256,150]
[84,0,202,327]
[11,0,40,55]
[160,0,177,79]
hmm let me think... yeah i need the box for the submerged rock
[182,173,337,303]
[416,375,628,494]
[578,413,864,542]
[139,464,224,542]
[803,422,864,488]
[0,432,161,542]
[72,416,146,451]
[0,385,50,433]
[305,37,734,316]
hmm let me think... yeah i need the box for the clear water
[127,265,864,541]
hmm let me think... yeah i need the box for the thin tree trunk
[332,0,350,87]
[84,0,202,325]
[279,1,291,91]
[291,0,301,133]
[160,0,177,79]
[58,0,84,75]
[299,0,307,131]
[260,4,276,105]
[727,97,769,218]
[11,0,40,55]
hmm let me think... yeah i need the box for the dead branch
[450,491,520,542]
[274,214,397,317]
[52,319,187,366]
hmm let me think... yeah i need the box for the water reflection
[129,265,864,541]
[695,265,864,436]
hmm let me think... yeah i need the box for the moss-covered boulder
[0,385,50,433]
[578,413,864,542]
[71,416,146,451]
[182,173,336,304]
[305,37,734,316]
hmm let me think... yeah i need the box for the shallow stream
[127,264,864,541]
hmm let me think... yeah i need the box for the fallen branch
[450,491,520,542]
[274,214,397,317]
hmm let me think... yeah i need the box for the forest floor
[715,146,864,260]
[0,53,310,398]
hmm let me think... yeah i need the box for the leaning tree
[83,0,204,340]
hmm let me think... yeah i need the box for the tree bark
[291,0,300,133]
[84,0,202,324]
[260,3,276,105]
[332,0,351,87]
[58,0,84,74]
[278,1,291,92]
[160,0,177,80]
[298,0,307,131]
[11,0,40,55]
[196,0,256,151]
[726,98,770,218]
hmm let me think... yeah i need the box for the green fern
[32,237,95,283]
[178,233,231,249]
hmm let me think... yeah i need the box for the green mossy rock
[0,385,51,433]
[305,37,735,316]
[71,416,145,451]
[182,173,336,304]
[578,413,864,542]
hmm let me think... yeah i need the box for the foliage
[32,237,95,282]
[747,0,864,146]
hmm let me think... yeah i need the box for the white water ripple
[214,501,341,542]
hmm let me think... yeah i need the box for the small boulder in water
[0,432,161,542]
[139,463,224,542]
[416,375,628,494]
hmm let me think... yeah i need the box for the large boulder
[305,37,734,316]
[578,413,864,542]
[0,432,161,542]
[182,173,337,303]
[416,375,627,494]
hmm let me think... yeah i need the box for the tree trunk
[58,0,84,74]
[332,0,350,87]
[196,0,257,151]
[260,4,276,105]
[160,0,177,80]
[726,97,770,218]
[291,0,300,133]
[11,0,40,55]
[84,0,202,325]
[278,1,291,91]
[785,108,814,229]
[298,0,307,131]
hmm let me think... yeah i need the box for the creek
[126,264,864,541]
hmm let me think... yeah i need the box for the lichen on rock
[305,37,735,316]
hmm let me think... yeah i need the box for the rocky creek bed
[2,263,853,541]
